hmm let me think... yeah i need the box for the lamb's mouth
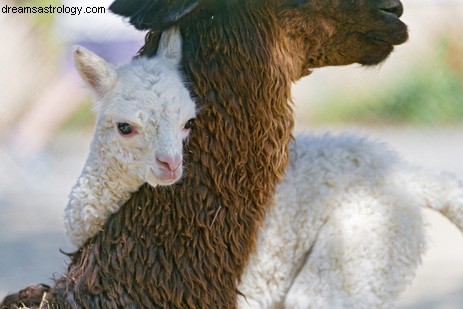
[149,167,182,186]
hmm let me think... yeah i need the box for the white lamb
[238,132,463,308]
[64,27,196,248]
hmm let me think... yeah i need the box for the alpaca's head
[74,28,196,186]
[110,0,408,71]
[278,0,408,68]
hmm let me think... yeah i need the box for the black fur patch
[110,0,201,30]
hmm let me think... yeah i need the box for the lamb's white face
[101,62,195,186]
[74,27,196,186]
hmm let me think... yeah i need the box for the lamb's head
[74,28,196,186]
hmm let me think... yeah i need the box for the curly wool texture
[238,132,463,308]
[64,153,143,247]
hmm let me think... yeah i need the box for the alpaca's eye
[184,119,194,130]
[117,122,133,135]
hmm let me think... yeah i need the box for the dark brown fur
[1,1,407,308]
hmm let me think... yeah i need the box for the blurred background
[0,0,462,307]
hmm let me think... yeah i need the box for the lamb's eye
[117,122,133,135]
[184,119,195,130]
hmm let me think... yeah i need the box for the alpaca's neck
[64,139,143,247]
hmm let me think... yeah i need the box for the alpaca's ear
[73,46,117,98]
[109,0,200,30]
[158,27,182,65]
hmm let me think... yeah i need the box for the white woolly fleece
[238,132,463,309]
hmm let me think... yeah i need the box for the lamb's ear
[158,27,182,65]
[109,0,200,30]
[73,46,117,98]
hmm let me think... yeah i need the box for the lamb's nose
[156,154,182,171]
[379,0,403,18]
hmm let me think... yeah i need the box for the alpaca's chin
[358,21,408,66]
[358,45,395,66]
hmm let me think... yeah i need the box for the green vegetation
[310,41,463,126]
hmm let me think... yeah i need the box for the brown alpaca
[1,0,408,308]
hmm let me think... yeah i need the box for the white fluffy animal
[64,28,196,248]
[238,132,463,308]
